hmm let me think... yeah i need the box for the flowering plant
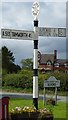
[12,106,37,113]
[11,106,53,120]
[11,106,52,115]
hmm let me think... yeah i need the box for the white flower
[15,107,21,111]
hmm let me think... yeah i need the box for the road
[0,92,68,102]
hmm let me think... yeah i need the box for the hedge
[2,73,33,89]
[2,70,68,91]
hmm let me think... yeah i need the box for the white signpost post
[1,2,66,109]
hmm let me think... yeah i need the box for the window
[47,61,52,66]
[64,63,68,67]
[54,63,59,67]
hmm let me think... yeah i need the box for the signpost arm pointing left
[1,29,34,40]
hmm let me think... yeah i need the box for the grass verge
[9,98,67,119]
[2,86,68,96]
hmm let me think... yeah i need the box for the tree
[21,58,33,69]
[2,46,15,70]
[2,46,21,73]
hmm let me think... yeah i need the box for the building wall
[38,50,68,73]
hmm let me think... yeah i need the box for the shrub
[46,98,55,105]
[3,73,32,89]
[2,70,68,92]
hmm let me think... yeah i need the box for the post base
[33,98,38,110]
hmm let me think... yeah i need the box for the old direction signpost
[1,2,66,109]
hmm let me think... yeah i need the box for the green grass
[9,99,33,111]
[52,102,67,119]
[9,98,67,119]
[2,86,33,93]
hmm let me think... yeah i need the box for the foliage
[12,106,38,113]
[3,71,33,89]
[11,106,53,120]
[38,73,48,90]
[11,106,52,114]
[2,46,15,63]
[1,46,68,92]
[2,69,8,76]
[2,69,68,92]
[19,69,33,75]
[21,58,33,69]
[49,71,68,91]
[2,46,21,73]
[46,98,55,105]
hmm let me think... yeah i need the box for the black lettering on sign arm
[5,31,10,36]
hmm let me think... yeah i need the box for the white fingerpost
[32,1,40,110]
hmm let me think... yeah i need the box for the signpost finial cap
[32,1,40,20]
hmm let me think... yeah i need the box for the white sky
[0,0,67,65]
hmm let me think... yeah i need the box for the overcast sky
[0,0,67,66]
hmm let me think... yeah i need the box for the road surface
[0,92,68,102]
